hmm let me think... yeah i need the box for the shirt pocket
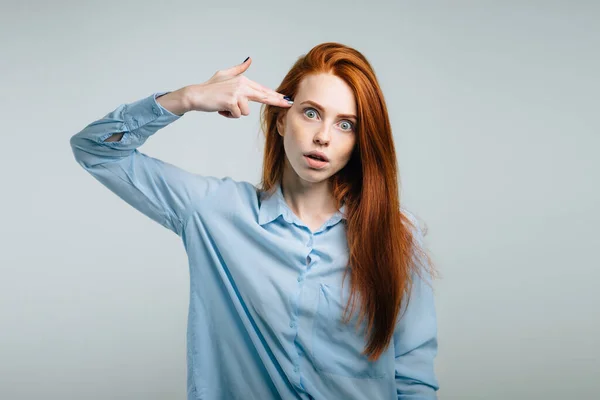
[311,283,389,379]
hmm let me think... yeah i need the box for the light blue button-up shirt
[70,92,439,399]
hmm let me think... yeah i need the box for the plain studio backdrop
[1,1,598,399]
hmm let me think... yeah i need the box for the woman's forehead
[295,74,356,116]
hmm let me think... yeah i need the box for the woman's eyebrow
[299,100,357,120]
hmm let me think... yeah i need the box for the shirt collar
[258,181,347,230]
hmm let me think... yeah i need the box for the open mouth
[304,155,329,169]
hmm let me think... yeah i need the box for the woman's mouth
[304,155,329,169]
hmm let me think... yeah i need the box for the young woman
[70,42,439,400]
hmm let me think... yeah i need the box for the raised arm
[69,89,224,236]
[69,57,294,236]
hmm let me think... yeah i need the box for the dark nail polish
[243,57,250,63]
[283,96,292,101]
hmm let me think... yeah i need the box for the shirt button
[289,321,296,328]
[293,366,299,373]
[297,276,304,282]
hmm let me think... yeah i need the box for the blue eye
[340,121,354,131]
[304,108,318,119]
[303,107,355,132]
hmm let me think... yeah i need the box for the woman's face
[277,73,357,185]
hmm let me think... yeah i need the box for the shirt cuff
[122,91,182,137]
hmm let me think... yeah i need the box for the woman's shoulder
[206,176,261,203]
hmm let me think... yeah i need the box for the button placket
[306,235,313,247]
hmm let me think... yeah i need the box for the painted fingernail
[283,95,293,104]
[243,56,250,63]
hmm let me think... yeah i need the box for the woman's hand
[183,57,293,118]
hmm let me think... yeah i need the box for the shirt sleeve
[69,91,227,236]
[394,211,440,399]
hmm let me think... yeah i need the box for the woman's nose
[314,127,331,145]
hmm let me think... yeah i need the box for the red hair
[258,42,437,361]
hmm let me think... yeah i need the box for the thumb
[222,56,252,77]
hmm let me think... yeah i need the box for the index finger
[246,80,293,107]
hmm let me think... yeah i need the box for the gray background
[1,1,598,399]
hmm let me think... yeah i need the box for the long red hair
[258,42,436,361]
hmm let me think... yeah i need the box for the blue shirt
[70,92,439,399]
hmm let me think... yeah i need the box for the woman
[70,42,439,400]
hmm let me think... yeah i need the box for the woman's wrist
[156,88,190,116]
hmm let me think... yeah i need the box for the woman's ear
[276,113,286,137]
